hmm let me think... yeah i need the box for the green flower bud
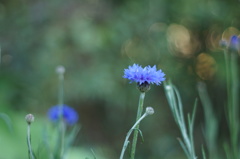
[56,65,65,74]
[25,114,34,125]
[137,82,151,92]
[146,107,154,115]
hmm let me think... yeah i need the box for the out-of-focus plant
[120,63,165,159]
[164,80,197,159]
[22,66,80,159]
[0,113,12,132]
[25,114,35,159]
[44,66,80,159]
[197,82,219,159]
[220,35,240,159]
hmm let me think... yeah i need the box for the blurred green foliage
[0,0,240,158]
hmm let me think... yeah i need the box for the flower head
[229,35,240,52]
[220,35,240,52]
[123,64,165,86]
[47,105,79,125]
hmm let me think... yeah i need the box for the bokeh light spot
[166,24,199,58]
[206,25,222,51]
[195,53,217,80]
[222,27,239,41]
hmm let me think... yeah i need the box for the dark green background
[0,0,240,158]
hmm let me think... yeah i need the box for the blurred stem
[130,92,145,159]
[120,112,148,159]
[224,49,239,159]
[223,50,231,113]
[59,121,66,159]
[58,70,65,159]
[197,82,218,159]
[229,51,239,159]
[223,50,233,158]
[27,124,35,159]
[42,127,54,159]
[58,71,64,117]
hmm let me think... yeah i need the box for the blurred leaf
[0,113,13,132]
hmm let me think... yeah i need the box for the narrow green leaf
[65,125,81,149]
[90,148,97,159]
[134,128,144,143]
[202,146,207,159]
[178,138,191,159]
[0,113,13,132]
[223,143,232,159]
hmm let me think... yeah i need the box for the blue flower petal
[123,64,165,85]
[229,35,240,52]
[47,105,79,125]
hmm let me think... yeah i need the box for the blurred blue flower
[48,105,79,125]
[123,64,165,85]
[220,35,240,52]
[229,35,240,52]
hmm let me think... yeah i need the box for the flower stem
[27,124,35,159]
[130,92,145,159]
[223,50,232,128]
[120,113,148,159]
[224,49,239,158]
[229,51,239,159]
[57,66,65,159]
[59,74,65,159]
[59,120,66,159]
[58,69,64,117]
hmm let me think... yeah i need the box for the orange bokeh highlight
[195,53,217,80]
[166,24,200,58]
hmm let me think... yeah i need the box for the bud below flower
[25,114,34,125]
[137,82,151,92]
[56,65,65,74]
[146,107,154,115]
[219,40,228,48]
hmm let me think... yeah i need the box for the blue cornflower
[123,64,165,86]
[229,35,240,52]
[220,35,240,52]
[47,105,79,125]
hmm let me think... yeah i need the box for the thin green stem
[57,67,65,159]
[230,52,239,159]
[130,92,145,159]
[59,120,66,159]
[58,72,64,116]
[223,50,231,111]
[120,113,148,159]
[197,82,218,159]
[223,50,234,159]
[27,124,35,159]
[224,49,239,159]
